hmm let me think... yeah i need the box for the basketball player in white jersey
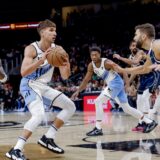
[0,59,7,83]
[71,46,157,136]
[118,23,160,124]
[6,19,76,160]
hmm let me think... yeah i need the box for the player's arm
[0,59,7,83]
[131,50,144,65]
[113,50,143,65]
[21,45,50,77]
[59,53,71,80]
[77,63,93,92]
[71,63,93,100]
[113,54,133,65]
[104,59,129,86]
[149,41,160,71]
[124,55,152,75]
[128,74,137,85]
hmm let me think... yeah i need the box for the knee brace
[24,96,45,132]
[56,97,76,122]
[24,112,45,132]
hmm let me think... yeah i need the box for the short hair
[90,46,101,54]
[129,40,136,46]
[135,23,155,39]
[37,19,56,35]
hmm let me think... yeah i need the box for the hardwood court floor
[0,111,160,160]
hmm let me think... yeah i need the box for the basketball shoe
[38,135,64,154]
[86,127,103,136]
[143,120,158,133]
[6,148,26,160]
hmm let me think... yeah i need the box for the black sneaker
[38,135,64,154]
[86,127,103,136]
[6,148,26,160]
[143,120,158,133]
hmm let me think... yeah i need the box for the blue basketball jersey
[138,43,160,94]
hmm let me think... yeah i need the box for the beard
[132,48,138,54]
[136,40,143,49]
[135,36,144,49]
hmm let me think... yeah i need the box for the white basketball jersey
[92,58,117,83]
[24,42,55,83]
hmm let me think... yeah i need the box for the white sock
[96,121,102,130]
[45,124,57,139]
[14,137,26,151]
[141,116,152,124]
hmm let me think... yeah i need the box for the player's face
[90,51,101,63]
[129,42,137,52]
[133,29,145,48]
[129,42,138,54]
[41,27,57,42]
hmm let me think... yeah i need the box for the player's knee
[35,112,45,123]
[24,112,45,132]
[57,100,76,122]
[67,100,76,115]
[94,98,100,106]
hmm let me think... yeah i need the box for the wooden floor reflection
[0,111,160,160]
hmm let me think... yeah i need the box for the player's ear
[142,33,147,40]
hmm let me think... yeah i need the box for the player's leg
[117,89,157,133]
[148,74,160,120]
[132,76,152,131]
[86,92,109,136]
[6,95,45,160]
[38,87,76,153]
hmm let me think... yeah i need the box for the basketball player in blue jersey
[116,23,160,129]
[71,46,157,136]
[6,19,76,160]
[114,40,152,132]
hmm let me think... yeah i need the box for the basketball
[47,46,68,67]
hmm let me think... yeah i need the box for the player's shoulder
[152,39,160,54]
[136,48,144,54]
[24,42,37,57]
[153,39,160,48]
[88,62,94,71]
[25,44,36,52]
[88,62,93,67]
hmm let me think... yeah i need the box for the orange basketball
[47,46,68,67]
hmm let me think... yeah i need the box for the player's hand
[149,64,160,71]
[113,54,120,59]
[41,47,53,62]
[71,91,79,100]
[62,54,69,66]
